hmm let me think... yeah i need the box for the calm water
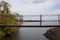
[3,15,57,40]
[3,27,53,40]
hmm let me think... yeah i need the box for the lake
[3,27,53,40]
[3,15,58,40]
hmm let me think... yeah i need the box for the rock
[44,27,60,40]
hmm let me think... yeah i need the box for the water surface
[3,27,52,40]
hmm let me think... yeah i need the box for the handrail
[0,14,60,27]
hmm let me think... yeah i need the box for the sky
[0,0,60,15]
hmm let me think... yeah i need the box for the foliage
[0,1,20,38]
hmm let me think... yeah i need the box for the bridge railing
[0,14,60,27]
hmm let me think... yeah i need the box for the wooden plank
[0,24,60,27]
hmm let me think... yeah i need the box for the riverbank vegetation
[0,1,20,38]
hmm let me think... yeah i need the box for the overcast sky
[0,0,60,15]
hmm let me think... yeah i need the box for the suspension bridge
[0,14,60,27]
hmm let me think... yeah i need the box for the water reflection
[2,27,52,40]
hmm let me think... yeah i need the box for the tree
[0,1,21,38]
[1,1,11,14]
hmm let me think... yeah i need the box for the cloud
[19,0,46,4]
[33,0,46,4]
[45,0,60,12]
[19,0,60,15]
[2,0,60,15]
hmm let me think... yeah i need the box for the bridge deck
[0,24,60,27]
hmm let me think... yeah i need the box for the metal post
[40,15,42,26]
[19,15,23,26]
[58,14,60,25]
